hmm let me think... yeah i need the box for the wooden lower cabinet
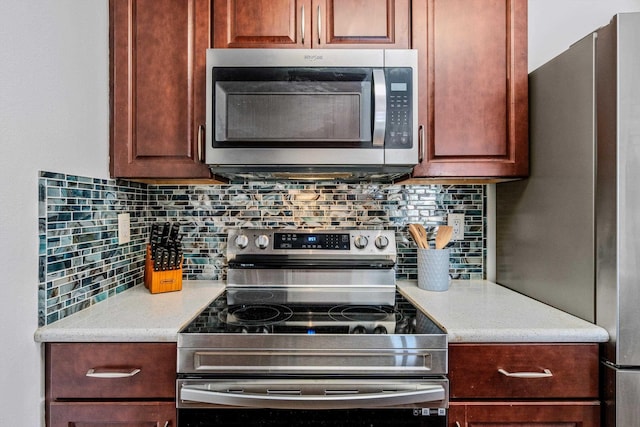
[448,343,600,427]
[450,401,600,427]
[49,401,175,427]
[46,343,177,427]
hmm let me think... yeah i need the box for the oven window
[178,409,446,427]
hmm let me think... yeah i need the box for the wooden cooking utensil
[408,223,429,249]
[435,225,453,250]
[408,224,423,248]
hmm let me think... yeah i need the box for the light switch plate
[118,213,131,245]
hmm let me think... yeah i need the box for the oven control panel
[227,229,396,258]
[274,232,350,250]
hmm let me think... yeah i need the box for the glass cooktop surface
[180,290,444,336]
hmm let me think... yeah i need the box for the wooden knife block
[144,245,183,294]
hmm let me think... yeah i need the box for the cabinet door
[449,402,600,427]
[213,0,409,49]
[316,0,409,48]
[49,401,175,427]
[412,0,528,178]
[213,0,310,48]
[110,0,212,178]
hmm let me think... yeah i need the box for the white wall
[0,1,109,425]
[528,0,640,71]
[1,1,640,425]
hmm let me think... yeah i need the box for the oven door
[177,378,448,427]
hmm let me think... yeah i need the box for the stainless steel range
[177,229,448,427]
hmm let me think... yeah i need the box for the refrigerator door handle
[498,368,553,379]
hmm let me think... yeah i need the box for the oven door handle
[180,382,445,409]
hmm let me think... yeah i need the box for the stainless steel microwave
[205,49,418,181]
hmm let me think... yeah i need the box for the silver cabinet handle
[301,5,305,45]
[418,124,425,162]
[498,368,553,378]
[317,4,321,45]
[86,368,141,378]
[163,422,170,427]
[455,422,462,427]
[197,124,205,162]
[372,69,387,147]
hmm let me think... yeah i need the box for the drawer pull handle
[498,368,553,379]
[86,368,141,378]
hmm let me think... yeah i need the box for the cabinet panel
[412,0,528,177]
[47,343,176,399]
[449,344,599,399]
[321,0,409,48]
[213,0,409,49]
[48,401,175,427]
[110,0,211,178]
[213,0,308,48]
[450,401,599,427]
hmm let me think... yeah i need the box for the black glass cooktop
[180,290,444,336]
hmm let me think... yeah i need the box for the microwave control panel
[385,68,413,149]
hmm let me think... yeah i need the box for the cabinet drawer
[449,343,599,399]
[46,343,176,399]
[48,401,176,427]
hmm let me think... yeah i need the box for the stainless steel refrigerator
[496,13,640,427]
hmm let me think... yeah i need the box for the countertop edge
[34,281,225,343]
[398,280,609,343]
[35,280,609,344]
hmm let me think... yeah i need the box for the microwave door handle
[372,69,387,147]
[317,4,322,45]
[180,384,445,410]
[301,4,305,45]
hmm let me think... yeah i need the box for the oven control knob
[255,235,270,249]
[235,234,249,249]
[351,326,367,334]
[354,235,369,249]
[375,235,390,249]
[373,326,388,334]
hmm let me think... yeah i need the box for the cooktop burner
[227,304,293,325]
[181,290,443,336]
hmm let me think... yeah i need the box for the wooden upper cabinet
[213,0,409,49]
[412,0,528,178]
[320,0,409,48]
[110,0,212,178]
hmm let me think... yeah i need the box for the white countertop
[397,280,609,343]
[35,279,608,343]
[34,281,225,342]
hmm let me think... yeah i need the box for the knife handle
[153,248,163,271]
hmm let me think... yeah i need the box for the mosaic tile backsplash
[39,172,148,326]
[39,171,486,326]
